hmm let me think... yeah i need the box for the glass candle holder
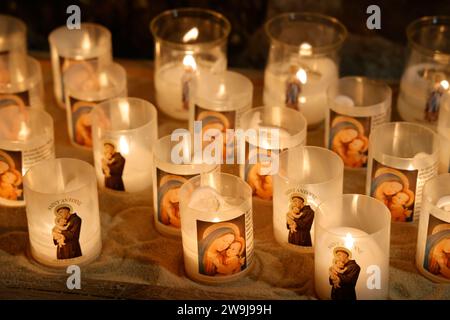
[190,70,253,175]
[438,93,450,173]
[398,16,450,128]
[49,23,113,108]
[273,146,343,251]
[238,106,307,201]
[326,77,392,169]
[64,62,127,149]
[179,172,254,284]
[366,122,440,223]
[0,106,55,207]
[314,194,391,300]
[91,97,157,193]
[153,135,218,237]
[0,14,27,85]
[0,56,44,108]
[416,174,450,283]
[263,12,347,128]
[23,158,102,267]
[150,8,231,120]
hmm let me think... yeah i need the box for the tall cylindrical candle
[91,97,157,193]
[153,135,218,236]
[49,23,113,108]
[238,106,307,201]
[273,146,343,251]
[0,106,55,207]
[416,174,450,283]
[326,77,391,169]
[179,172,254,284]
[150,8,230,120]
[315,194,391,300]
[366,122,440,222]
[64,62,127,149]
[23,158,102,267]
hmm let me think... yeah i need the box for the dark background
[1,0,449,79]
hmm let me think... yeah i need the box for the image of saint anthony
[286,194,314,247]
[102,142,126,191]
[424,223,450,279]
[329,116,369,168]
[52,205,82,260]
[198,222,246,276]
[329,247,361,300]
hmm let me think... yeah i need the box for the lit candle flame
[218,83,226,96]
[182,27,199,43]
[99,72,109,87]
[440,79,449,91]
[344,233,354,250]
[299,42,312,56]
[118,99,130,127]
[18,121,29,140]
[81,33,91,50]
[296,68,307,84]
[119,136,129,155]
[212,217,220,223]
[183,54,197,71]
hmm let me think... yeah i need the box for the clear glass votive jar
[0,14,27,85]
[190,70,253,175]
[397,16,450,128]
[367,122,440,223]
[0,56,44,109]
[179,172,254,284]
[273,146,343,252]
[416,173,450,283]
[150,8,231,120]
[326,77,391,169]
[0,105,55,207]
[238,106,307,201]
[23,158,102,267]
[315,194,390,300]
[153,134,219,237]
[91,97,157,193]
[438,93,450,173]
[49,23,113,107]
[263,12,347,128]
[64,62,127,149]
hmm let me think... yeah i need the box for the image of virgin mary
[157,174,188,229]
[424,224,450,279]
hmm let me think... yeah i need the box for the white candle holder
[263,12,347,128]
[153,135,218,237]
[273,146,343,251]
[314,194,390,300]
[326,77,391,169]
[179,172,254,284]
[238,106,307,201]
[64,62,127,149]
[49,23,113,108]
[91,97,157,193]
[150,8,230,120]
[416,173,450,283]
[397,16,450,128]
[366,122,440,222]
[0,14,27,85]
[23,158,102,267]
[438,93,450,173]
[0,56,44,108]
[190,70,253,175]
[0,106,55,207]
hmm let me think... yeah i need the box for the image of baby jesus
[287,206,301,233]
[346,138,368,168]
[329,258,348,288]
[52,216,70,247]
[0,167,22,201]
[389,191,413,222]
[214,241,246,275]
[102,156,115,178]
